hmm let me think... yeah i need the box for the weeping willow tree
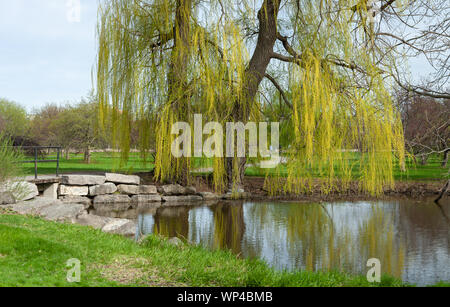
[97,0,410,195]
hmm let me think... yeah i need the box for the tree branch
[264,74,293,109]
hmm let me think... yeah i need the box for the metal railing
[15,146,62,179]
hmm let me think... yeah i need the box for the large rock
[43,183,59,200]
[93,194,131,204]
[102,219,137,237]
[59,185,89,196]
[199,192,219,201]
[38,203,86,222]
[9,197,57,215]
[61,175,106,186]
[1,181,39,201]
[75,214,113,229]
[185,186,197,195]
[59,196,92,209]
[163,195,203,203]
[221,192,251,200]
[59,195,92,204]
[139,185,158,195]
[160,184,196,196]
[105,173,140,185]
[131,195,162,203]
[0,192,15,205]
[19,182,40,201]
[93,202,133,212]
[9,197,85,222]
[89,183,117,196]
[117,184,139,195]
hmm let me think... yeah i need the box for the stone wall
[1,173,222,210]
[56,174,219,210]
[1,173,221,238]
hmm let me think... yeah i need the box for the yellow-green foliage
[97,0,406,195]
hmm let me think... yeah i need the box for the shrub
[0,134,24,184]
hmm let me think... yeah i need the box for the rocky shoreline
[0,174,226,237]
[1,173,448,239]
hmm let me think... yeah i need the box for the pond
[93,198,450,286]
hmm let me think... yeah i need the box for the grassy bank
[22,152,447,182]
[0,210,406,287]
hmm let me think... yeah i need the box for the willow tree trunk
[168,0,192,97]
[168,0,192,185]
[226,0,281,192]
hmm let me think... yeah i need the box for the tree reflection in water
[130,198,449,286]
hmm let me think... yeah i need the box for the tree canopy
[95,0,448,195]
[0,98,29,139]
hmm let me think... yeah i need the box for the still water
[95,198,450,286]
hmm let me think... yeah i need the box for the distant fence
[14,146,62,179]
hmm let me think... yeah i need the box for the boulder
[43,183,59,200]
[90,207,137,219]
[131,195,162,203]
[221,192,251,200]
[163,195,203,203]
[38,203,86,222]
[75,214,113,229]
[61,175,106,186]
[138,185,158,195]
[93,194,131,204]
[9,197,85,222]
[102,219,137,237]
[160,184,196,196]
[199,192,219,201]
[0,192,15,205]
[1,181,39,201]
[105,173,140,185]
[117,184,139,195]
[9,197,56,215]
[59,196,92,209]
[159,184,184,195]
[19,182,40,201]
[89,183,117,196]
[185,186,197,194]
[59,185,89,196]
[93,202,133,212]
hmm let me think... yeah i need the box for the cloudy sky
[0,0,432,112]
[0,0,99,111]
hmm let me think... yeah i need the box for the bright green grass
[0,212,409,287]
[22,152,154,176]
[21,151,448,181]
[246,156,449,181]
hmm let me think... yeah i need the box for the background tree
[53,97,106,164]
[0,98,29,139]
[28,103,62,148]
[396,91,450,166]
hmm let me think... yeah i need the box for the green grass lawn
[22,151,448,182]
[0,211,409,287]
[245,154,449,181]
[22,152,154,176]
